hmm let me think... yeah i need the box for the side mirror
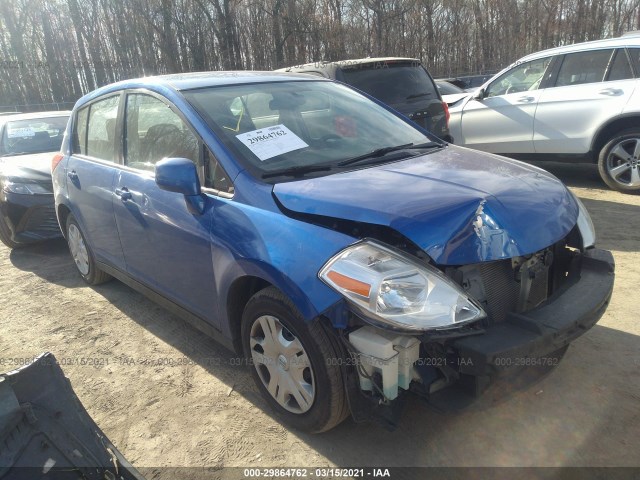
[473,88,485,101]
[155,158,205,214]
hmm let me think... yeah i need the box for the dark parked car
[0,111,69,248]
[54,72,613,433]
[278,57,453,142]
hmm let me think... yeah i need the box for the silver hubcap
[249,315,315,414]
[68,224,90,276]
[606,137,640,187]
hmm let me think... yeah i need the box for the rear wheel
[241,287,348,433]
[598,128,640,193]
[66,214,111,285]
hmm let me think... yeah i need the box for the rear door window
[555,49,614,87]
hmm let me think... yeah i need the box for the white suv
[448,33,640,192]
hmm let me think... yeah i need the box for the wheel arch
[225,275,272,354]
[56,203,72,238]
[591,115,640,161]
[220,260,342,355]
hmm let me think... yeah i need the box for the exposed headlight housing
[2,180,51,195]
[319,240,486,332]
[572,194,596,249]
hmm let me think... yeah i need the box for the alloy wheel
[605,137,640,188]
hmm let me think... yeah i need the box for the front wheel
[66,214,111,285]
[598,128,640,193]
[241,287,349,433]
[0,215,21,249]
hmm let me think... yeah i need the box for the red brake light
[51,153,64,172]
[442,101,450,128]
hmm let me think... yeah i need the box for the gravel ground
[0,162,638,475]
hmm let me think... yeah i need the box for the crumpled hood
[0,152,54,183]
[273,146,579,265]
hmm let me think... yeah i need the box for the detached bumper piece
[0,352,144,480]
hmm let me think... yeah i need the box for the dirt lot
[0,162,639,474]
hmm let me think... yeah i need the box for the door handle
[599,88,623,96]
[67,170,78,181]
[517,96,535,103]
[115,187,132,201]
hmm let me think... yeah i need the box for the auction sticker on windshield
[7,127,35,138]
[236,124,308,161]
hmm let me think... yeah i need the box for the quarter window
[486,57,551,97]
[74,107,88,155]
[555,49,613,87]
[85,95,120,161]
[607,49,633,81]
[124,94,199,171]
[624,48,640,78]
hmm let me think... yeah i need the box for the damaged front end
[319,218,614,429]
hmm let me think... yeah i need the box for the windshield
[339,62,438,105]
[1,116,68,156]
[184,81,436,179]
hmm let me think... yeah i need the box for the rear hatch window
[339,61,438,105]
[338,61,448,140]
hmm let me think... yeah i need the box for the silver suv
[448,33,640,192]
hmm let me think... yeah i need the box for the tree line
[1,0,639,110]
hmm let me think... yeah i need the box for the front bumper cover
[0,190,61,244]
[452,248,614,378]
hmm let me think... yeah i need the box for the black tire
[65,214,111,285]
[598,128,640,193]
[0,215,21,249]
[241,286,349,433]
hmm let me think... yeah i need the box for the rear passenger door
[112,92,219,323]
[534,48,637,154]
[66,94,125,270]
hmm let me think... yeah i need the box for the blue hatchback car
[53,72,614,432]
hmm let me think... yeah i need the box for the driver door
[112,92,219,324]
[458,57,552,153]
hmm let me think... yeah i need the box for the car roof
[277,57,421,74]
[1,111,70,122]
[518,33,640,62]
[0,111,70,127]
[74,71,326,108]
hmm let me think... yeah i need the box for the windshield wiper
[262,164,332,179]
[338,142,443,167]
[406,92,432,99]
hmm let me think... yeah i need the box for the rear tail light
[51,153,64,172]
[442,101,450,128]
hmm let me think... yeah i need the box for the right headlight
[319,240,486,332]
[572,194,596,249]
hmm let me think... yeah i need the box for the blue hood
[272,146,579,265]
